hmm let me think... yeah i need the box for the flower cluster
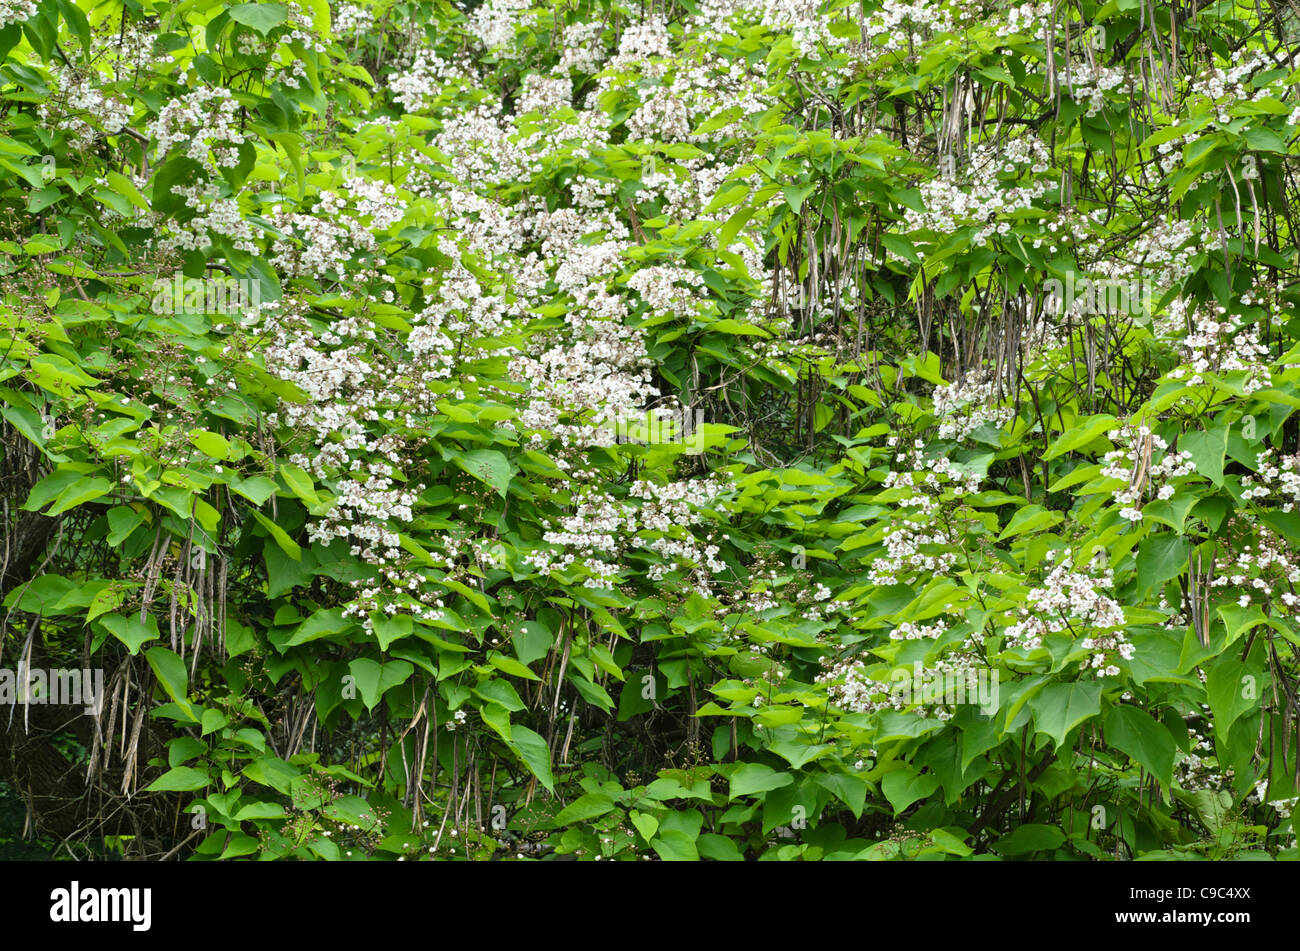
[904,136,1053,246]
[818,636,991,722]
[266,180,407,279]
[1100,423,1195,522]
[145,87,247,175]
[888,620,945,641]
[1166,304,1272,394]
[158,185,260,255]
[866,440,983,585]
[1207,523,1300,619]
[0,0,34,28]
[932,369,1014,441]
[333,2,375,37]
[36,68,133,149]
[1185,49,1279,124]
[1002,555,1133,676]
[467,0,531,51]
[523,477,731,594]
[1061,61,1127,117]
[1241,450,1300,511]
[815,657,904,717]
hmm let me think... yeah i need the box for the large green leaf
[1104,704,1174,787]
[453,449,514,497]
[1043,414,1118,460]
[1030,681,1102,748]
[228,2,288,34]
[144,766,211,792]
[146,647,198,721]
[1181,426,1228,487]
[995,824,1065,855]
[286,608,352,647]
[651,830,699,861]
[553,793,617,825]
[729,762,794,799]
[1205,656,1260,739]
[1136,534,1187,595]
[98,612,159,654]
[881,766,940,814]
[508,725,555,792]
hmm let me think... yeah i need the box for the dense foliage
[3,0,1300,861]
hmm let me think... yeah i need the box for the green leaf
[782,183,815,213]
[717,203,755,250]
[347,658,383,710]
[629,810,659,842]
[554,793,617,825]
[45,476,111,515]
[997,505,1062,541]
[98,612,159,654]
[106,170,150,211]
[250,509,301,561]
[651,830,699,861]
[881,766,940,813]
[28,187,61,213]
[729,762,793,798]
[697,832,744,860]
[86,584,129,622]
[453,449,514,497]
[286,608,351,647]
[372,612,413,651]
[1043,414,1118,460]
[479,702,512,743]
[106,506,145,546]
[144,766,211,792]
[1217,602,1267,646]
[508,725,555,792]
[488,651,541,681]
[928,828,973,856]
[279,462,319,505]
[190,429,231,460]
[769,737,832,769]
[569,673,615,712]
[1205,656,1259,738]
[1030,680,1102,748]
[995,823,1065,855]
[347,658,412,710]
[1182,426,1228,487]
[514,620,554,665]
[228,2,288,34]
[242,755,301,796]
[1242,127,1286,153]
[229,475,278,505]
[472,678,525,712]
[233,801,287,822]
[1261,510,1300,547]
[146,647,196,720]
[0,23,22,61]
[1142,492,1200,533]
[201,708,229,736]
[1104,704,1175,787]
[1136,534,1188,595]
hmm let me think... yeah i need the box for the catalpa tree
[1,0,1299,862]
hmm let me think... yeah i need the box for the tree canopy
[2,0,1300,861]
